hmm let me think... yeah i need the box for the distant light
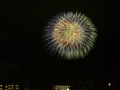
[16,84,19,88]
[67,88,69,90]
[0,85,2,87]
[5,85,7,88]
[8,85,10,87]
[108,83,111,86]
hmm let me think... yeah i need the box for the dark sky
[0,0,120,83]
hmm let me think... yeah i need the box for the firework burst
[44,12,97,60]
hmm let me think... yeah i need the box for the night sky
[0,0,120,84]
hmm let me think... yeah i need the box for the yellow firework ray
[44,12,97,60]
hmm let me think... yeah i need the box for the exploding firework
[44,12,97,60]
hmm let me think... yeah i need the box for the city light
[108,83,111,86]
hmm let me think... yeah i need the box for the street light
[108,83,111,86]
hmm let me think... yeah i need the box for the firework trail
[44,12,97,60]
